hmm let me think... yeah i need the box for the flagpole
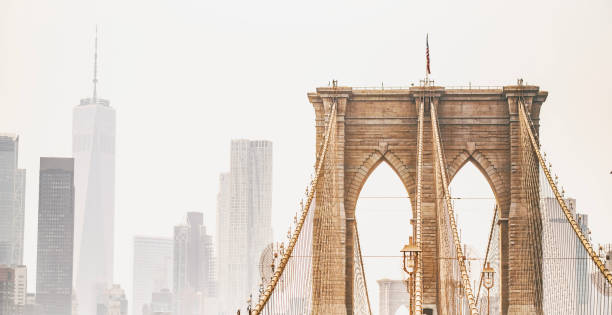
[425,33,430,86]
[425,34,429,85]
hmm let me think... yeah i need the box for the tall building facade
[132,236,173,315]
[36,157,74,315]
[173,212,215,315]
[217,140,272,314]
[0,134,26,266]
[72,46,116,313]
[12,266,26,311]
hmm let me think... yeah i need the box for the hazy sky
[1,0,612,314]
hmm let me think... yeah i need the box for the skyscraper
[215,172,230,307]
[217,139,272,314]
[173,212,215,315]
[0,134,26,266]
[132,236,173,315]
[73,30,116,315]
[36,157,74,315]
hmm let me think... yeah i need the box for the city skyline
[1,1,612,314]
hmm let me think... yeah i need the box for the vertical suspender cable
[430,99,479,315]
[414,98,425,315]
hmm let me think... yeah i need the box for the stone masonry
[307,84,548,315]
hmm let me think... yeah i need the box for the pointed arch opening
[355,161,413,315]
[448,159,497,283]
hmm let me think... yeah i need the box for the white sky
[1,0,612,314]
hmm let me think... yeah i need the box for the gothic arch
[345,149,416,216]
[447,149,506,206]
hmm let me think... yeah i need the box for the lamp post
[482,262,495,315]
[401,236,421,315]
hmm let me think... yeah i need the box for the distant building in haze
[36,157,74,315]
[132,236,173,315]
[96,284,127,315]
[542,197,576,314]
[73,32,116,315]
[217,140,272,314]
[24,293,37,315]
[542,198,596,313]
[0,266,17,314]
[0,134,26,266]
[173,212,215,315]
[604,244,612,271]
[142,289,173,315]
[0,265,27,315]
[575,212,590,307]
[12,265,26,311]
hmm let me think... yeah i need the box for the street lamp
[401,236,421,315]
[482,262,495,315]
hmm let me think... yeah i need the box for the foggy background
[1,0,611,313]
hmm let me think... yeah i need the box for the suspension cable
[475,205,498,304]
[518,98,612,287]
[354,222,373,315]
[430,99,479,314]
[252,99,338,314]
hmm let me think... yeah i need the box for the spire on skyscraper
[92,25,99,101]
[81,25,109,107]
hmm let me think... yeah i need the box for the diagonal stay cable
[252,99,338,314]
[518,98,612,287]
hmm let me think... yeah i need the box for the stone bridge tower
[308,84,547,315]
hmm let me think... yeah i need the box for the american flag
[426,34,431,74]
